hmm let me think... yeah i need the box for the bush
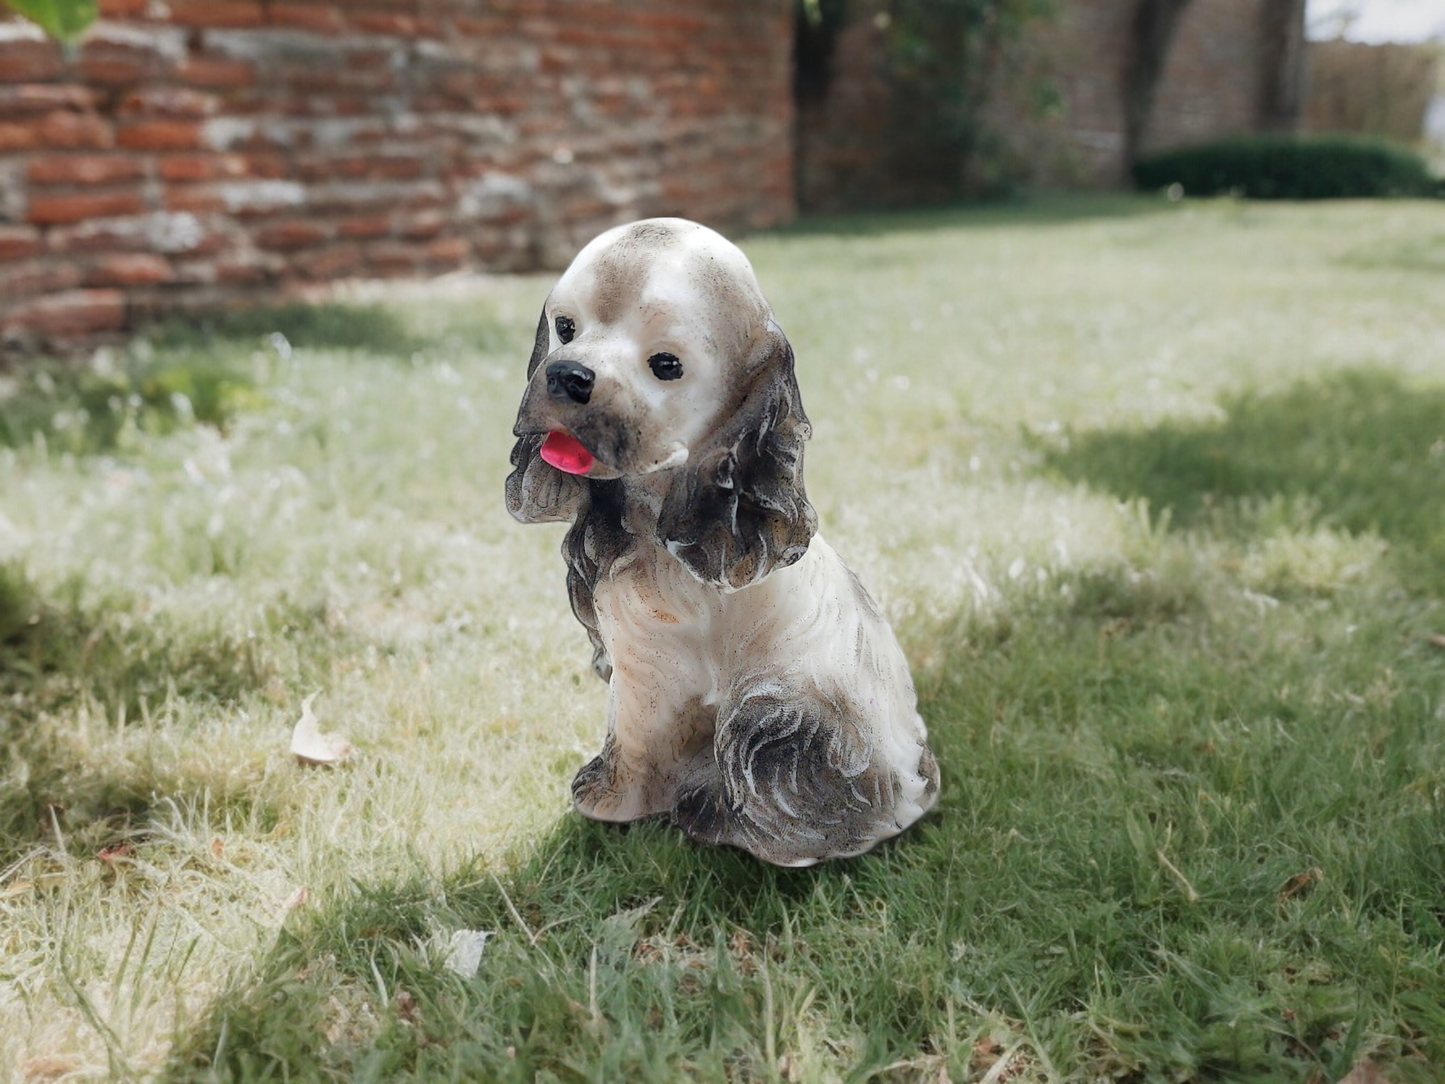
[0,354,261,455]
[1132,134,1442,199]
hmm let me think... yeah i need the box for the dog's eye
[555,316,575,345]
[648,353,683,381]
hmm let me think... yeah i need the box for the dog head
[507,218,816,590]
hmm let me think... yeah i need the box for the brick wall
[802,0,1296,205]
[1304,40,1439,144]
[0,0,794,351]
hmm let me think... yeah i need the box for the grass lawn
[1,196,1443,1082]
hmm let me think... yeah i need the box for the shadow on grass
[772,194,1179,239]
[1038,369,1445,592]
[0,564,328,861]
[166,567,1445,1082]
[147,301,427,357]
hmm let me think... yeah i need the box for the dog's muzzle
[547,360,594,405]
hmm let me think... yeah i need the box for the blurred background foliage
[2,0,96,41]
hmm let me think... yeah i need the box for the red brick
[0,85,96,118]
[255,220,331,250]
[0,39,62,83]
[168,0,266,29]
[0,226,44,261]
[268,3,343,31]
[362,241,426,274]
[28,155,147,186]
[214,251,282,282]
[337,214,391,239]
[397,210,444,239]
[84,253,174,286]
[349,12,418,35]
[157,153,248,182]
[78,38,175,85]
[293,243,363,280]
[239,153,289,179]
[162,185,226,213]
[117,121,204,151]
[36,111,114,149]
[2,290,127,339]
[120,88,220,118]
[424,237,469,266]
[49,215,226,256]
[0,123,36,151]
[178,56,256,88]
[296,154,424,182]
[0,259,83,299]
[28,190,147,226]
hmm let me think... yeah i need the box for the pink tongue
[540,431,595,475]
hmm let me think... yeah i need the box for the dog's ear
[656,322,817,590]
[506,305,586,523]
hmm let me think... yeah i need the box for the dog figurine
[506,218,938,866]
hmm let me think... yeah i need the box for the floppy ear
[656,322,818,590]
[506,305,586,524]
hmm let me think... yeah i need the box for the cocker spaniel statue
[506,218,939,866]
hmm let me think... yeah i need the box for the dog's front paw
[572,743,662,822]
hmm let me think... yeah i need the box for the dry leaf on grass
[1278,866,1324,907]
[1335,1060,1388,1084]
[290,692,354,765]
[20,1054,83,1081]
[1426,633,1445,650]
[438,928,493,979]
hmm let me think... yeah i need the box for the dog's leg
[572,680,715,823]
[671,686,922,866]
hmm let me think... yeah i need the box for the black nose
[546,360,594,405]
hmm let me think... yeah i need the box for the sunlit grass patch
[1,198,1444,1080]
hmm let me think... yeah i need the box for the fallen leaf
[1336,1059,1387,1084]
[97,842,134,867]
[1426,634,1445,650]
[20,1054,82,1080]
[290,692,354,765]
[971,1036,1006,1073]
[1278,867,1323,907]
[440,928,493,978]
[394,988,419,1025]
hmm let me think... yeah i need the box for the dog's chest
[592,543,720,643]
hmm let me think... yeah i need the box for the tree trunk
[1258,0,1307,132]
[1123,0,1195,168]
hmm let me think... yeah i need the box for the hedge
[1132,134,1442,199]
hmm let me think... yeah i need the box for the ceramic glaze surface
[507,218,938,865]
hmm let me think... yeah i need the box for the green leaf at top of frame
[3,0,99,43]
